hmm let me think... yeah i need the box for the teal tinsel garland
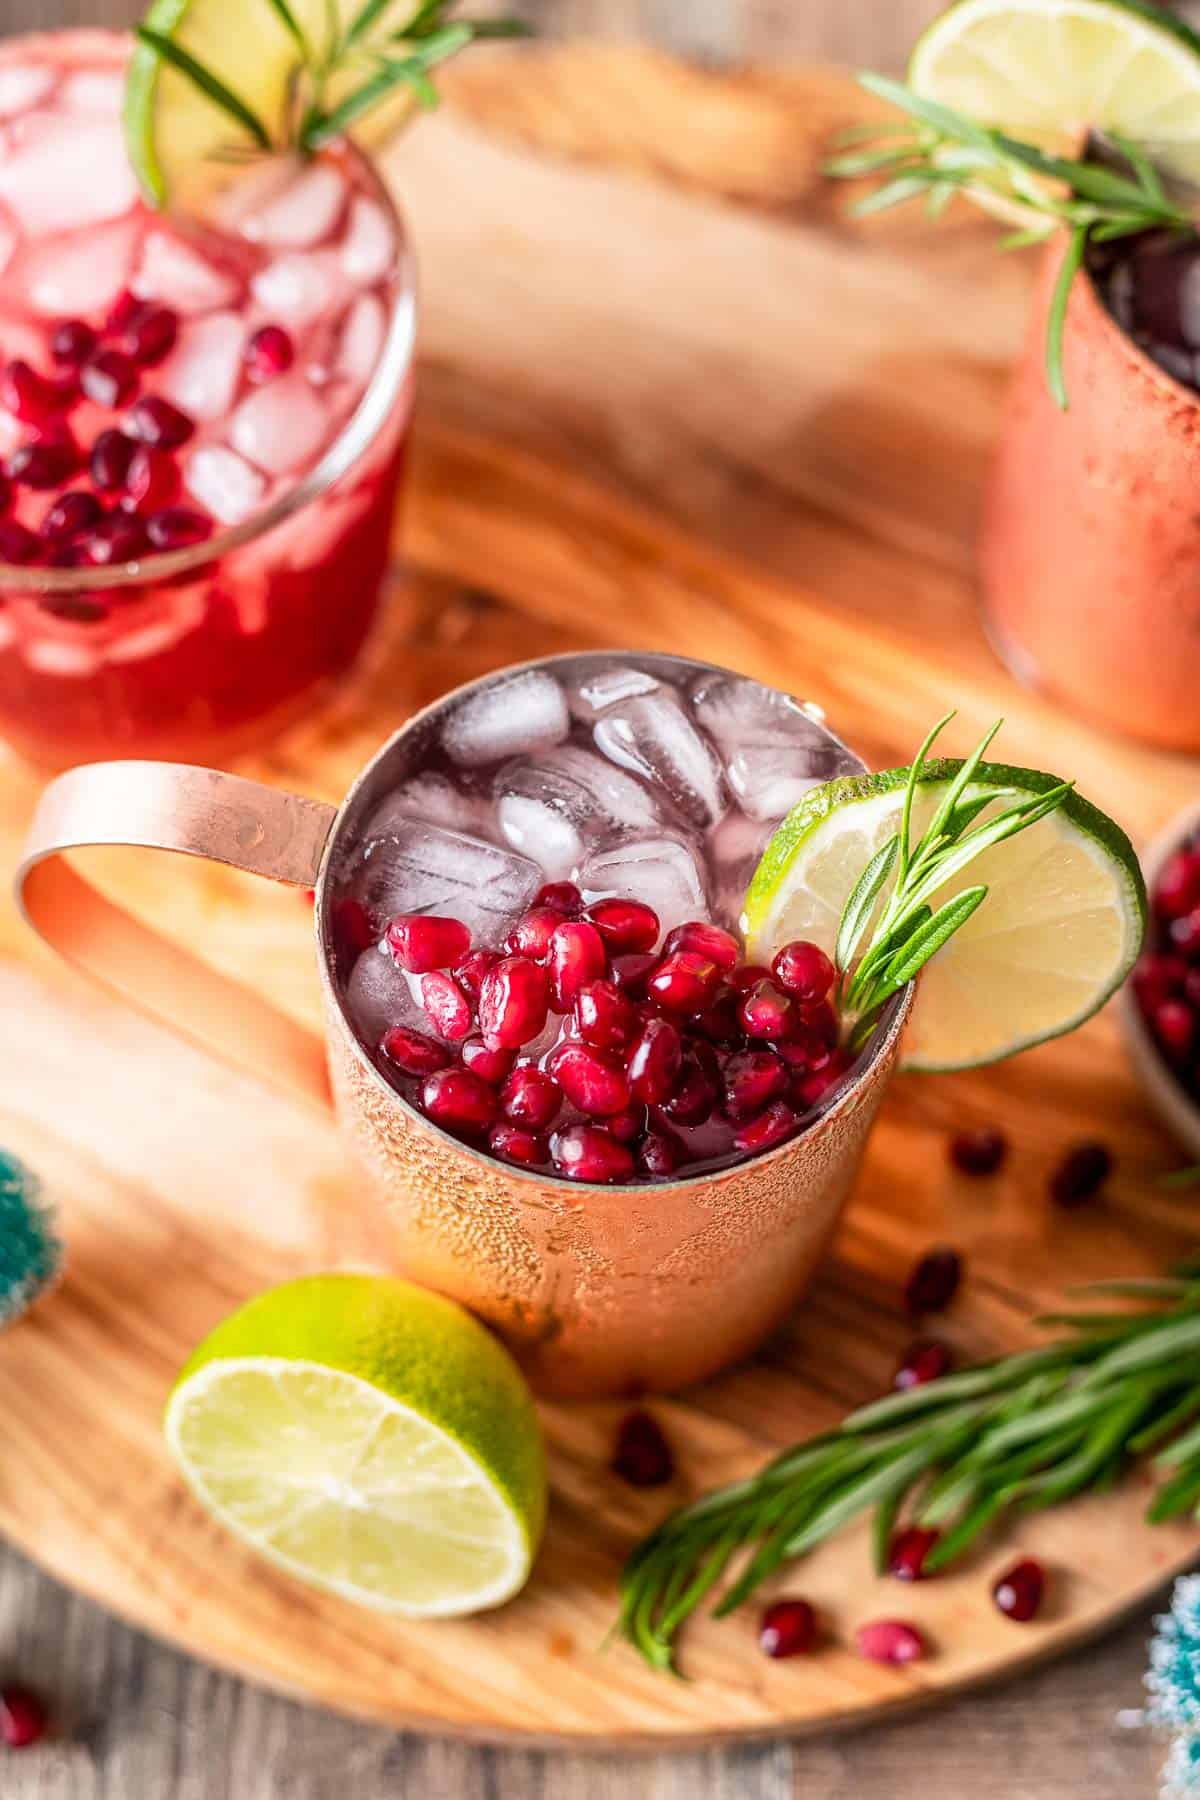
[0,1149,61,1323]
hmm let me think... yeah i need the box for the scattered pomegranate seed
[888,1525,940,1581]
[534,880,581,915]
[547,919,607,1011]
[1156,848,1200,919]
[478,956,550,1048]
[121,303,178,366]
[0,358,61,426]
[50,317,99,365]
[144,506,212,550]
[124,443,180,512]
[420,972,473,1041]
[905,1247,962,1314]
[759,1598,818,1657]
[732,1100,800,1154]
[949,1128,1008,1176]
[8,434,80,489]
[80,348,138,409]
[662,919,740,970]
[548,1042,631,1118]
[40,489,101,541]
[245,322,295,382]
[610,952,657,997]
[855,1619,927,1666]
[1049,1142,1112,1208]
[738,979,797,1040]
[550,1123,634,1183]
[661,1048,719,1125]
[129,394,194,449]
[728,963,772,992]
[386,913,471,974]
[611,1410,674,1486]
[585,898,660,953]
[0,1683,47,1749]
[90,427,136,493]
[460,1035,514,1084]
[80,513,147,565]
[1154,998,1195,1059]
[574,979,636,1051]
[723,1049,789,1118]
[419,1066,497,1135]
[381,1025,451,1075]
[504,905,564,962]
[992,1558,1045,1622]
[648,950,721,1013]
[501,1064,562,1131]
[488,1121,546,1167]
[894,1338,953,1391]
[637,1124,683,1175]
[772,940,836,1001]
[453,948,501,1002]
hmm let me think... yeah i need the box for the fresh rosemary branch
[834,714,1072,1051]
[619,1275,1200,1673]
[827,73,1194,407]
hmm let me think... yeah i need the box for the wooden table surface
[0,40,1194,1797]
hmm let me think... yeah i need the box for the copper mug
[16,654,910,1398]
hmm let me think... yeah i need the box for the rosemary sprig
[827,73,1194,407]
[835,715,1072,1050]
[618,1276,1200,1673]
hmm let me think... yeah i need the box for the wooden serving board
[1,47,1199,1747]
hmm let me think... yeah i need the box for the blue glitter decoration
[0,1150,61,1324]
[1148,1576,1200,1795]
[1163,1733,1200,1799]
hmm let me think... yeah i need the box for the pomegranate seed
[501,1064,562,1130]
[728,963,771,992]
[1154,998,1196,1059]
[381,1025,450,1075]
[793,1048,855,1108]
[611,1410,673,1486]
[648,950,721,1013]
[1134,952,1189,1012]
[636,1124,683,1176]
[504,905,563,961]
[992,1558,1045,1622]
[738,979,797,1040]
[41,588,104,613]
[855,1619,927,1666]
[460,1035,514,1084]
[41,489,101,541]
[80,512,147,565]
[1185,967,1200,1008]
[0,358,62,425]
[488,1121,546,1167]
[534,880,581,915]
[610,952,657,997]
[1169,910,1200,959]
[606,1101,646,1144]
[759,1598,818,1658]
[478,956,550,1048]
[800,997,840,1047]
[1049,1142,1112,1208]
[574,979,636,1051]
[90,427,137,493]
[144,506,212,550]
[905,1247,962,1314]
[129,394,194,449]
[692,985,744,1043]
[105,288,142,334]
[331,897,377,960]
[124,443,180,512]
[0,519,39,564]
[663,919,740,970]
[51,317,99,365]
[732,1100,800,1154]
[419,1066,497,1134]
[723,1049,788,1118]
[81,348,138,408]
[888,1525,940,1581]
[776,1029,824,1071]
[8,434,80,489]
[548,1042,631,1118]
[661,1049,719,1126]
[453,948,501,1002]
[121,304,178,366]
[0,470,10,513]
[550,1123,634,1183]
[420,972,473,1041]
[949,1128,1007,1176]
[245,322,295,382]
[385,914,471,974]
[585,897,660,954]
[0,1683,47,1749]
[772,940,836,1001]
[894,1338,953,1391]
[627,1016,683,1103]
[1156,848,1200,920]
[547,919,607,1011]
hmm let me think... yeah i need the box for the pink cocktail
[0,31,413,765]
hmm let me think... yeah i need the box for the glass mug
[16,655,911,1398]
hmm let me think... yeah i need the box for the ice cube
[345,942,424,1046]
[0,114,137,232]
[337,294,386,386]
[593,690,725,827]
[350,819,541,944]
[341,196,394,283]
[690,673,861,822]
[58,69,126,112]
[0,65,55,118]
[442,669,569,769]
[159,311,245,420]
[580,837,708,944]
[136,231,240,314]
[363,773,484,839]
[569,662,660,720]
[495,744,660,877]
[14,216,138,317]
[707,809,772,935]
[240,163,346,249]
[231,373,330,476]
[186,445,266,525]
[251,251,343,328]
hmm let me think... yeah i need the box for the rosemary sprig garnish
[835,715,1071,1051]
[619,1275,1200,1673]
[827,74,1193,407]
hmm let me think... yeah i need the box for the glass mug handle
[16,762,337,1110]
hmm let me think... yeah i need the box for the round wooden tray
[0,48,1197,1747]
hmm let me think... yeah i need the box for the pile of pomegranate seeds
[1134,832,1200,1105]
[353,884,855,1183]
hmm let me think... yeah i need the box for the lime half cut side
[165,1274,547,1617]
[743,759,1146,1073]
[909,0,1200,185]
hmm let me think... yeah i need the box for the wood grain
[0,42,1198,1770]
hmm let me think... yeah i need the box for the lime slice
[909,0,1200,185]
[743,759,1146,1072]
[165,1274,546,1617]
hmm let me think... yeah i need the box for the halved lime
[165,1274,546,1617]
[909,0,1200,184]
[743,759,1146,1072]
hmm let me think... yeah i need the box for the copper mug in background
[16,654,910,1399]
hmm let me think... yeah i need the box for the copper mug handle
[16,762,338,1110]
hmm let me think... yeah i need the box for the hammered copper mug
[16,654,910,1398]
